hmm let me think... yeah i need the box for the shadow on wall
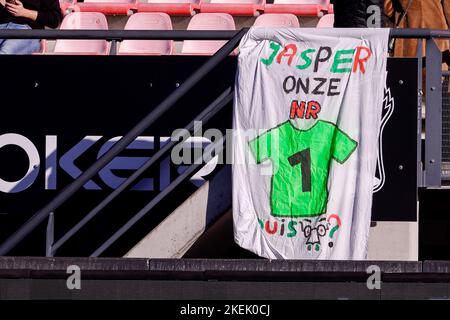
[183,209,261,259]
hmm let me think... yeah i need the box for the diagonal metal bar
[91,136,226,257]
[51,88,233,255]
[0,28,248,256]
[45,212,54,257]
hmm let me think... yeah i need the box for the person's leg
[0,23,40,55]
[0,24,9,49]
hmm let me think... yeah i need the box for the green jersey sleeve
[249,129,275,164]
[331,127,358,164]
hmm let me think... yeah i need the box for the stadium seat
[118,13,173,55]
[53,12,110,55]
[200,0,264,17]
[75,0,137,15]
[264,0,331,16]
[316,13,334,27]
[253,13,299,27]
[136,0,200,16]
[181,13,235,55]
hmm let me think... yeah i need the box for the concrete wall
[367,221,419,261]
[125,166,231,258]
[1,257,448,299]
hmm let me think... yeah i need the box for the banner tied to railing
[232,28,390,260]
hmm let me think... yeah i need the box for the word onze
[261,42,372,74]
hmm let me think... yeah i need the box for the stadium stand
[57,0,333,17]
[118,12,173,55]
[53,12,110,55]
[37,10,327,54]
[200,0,264,17]
[316,13,333,27]
[181,13,235,55]
[253,13,300,27]
[2,1,450,304]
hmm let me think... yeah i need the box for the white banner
[232,28,390,260]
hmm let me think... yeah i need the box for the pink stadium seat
[75,0,137,15]
[53,12,110,55]
[182,13,235,55]
[316,13,334,27]
[118,13,173,55]
[265,0,331,16]
[136,0,200,16]
[200,0,264,16]
[253,13,299,27]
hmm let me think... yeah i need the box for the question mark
[327,214,342,248]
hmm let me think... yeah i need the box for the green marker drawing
[327,214,342,248]
[258,219,264,229]
[249,120,358,218]
[329,225,339,238]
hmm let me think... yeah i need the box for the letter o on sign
[0,133,40,193]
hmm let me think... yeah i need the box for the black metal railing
[0,28,247,256]
[0,28,448,256]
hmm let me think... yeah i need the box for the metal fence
[0,28,448,256]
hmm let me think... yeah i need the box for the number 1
[288,148,311,192]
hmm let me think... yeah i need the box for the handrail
[389,28,450,39]
[0,28,447,41]
[0,27,248,256]
[0,30,239,40]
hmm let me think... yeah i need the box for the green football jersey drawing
[249,120,357,217]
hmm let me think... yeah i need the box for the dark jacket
[0,0,62,29]
[332,0,385,27]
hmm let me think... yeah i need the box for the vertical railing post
[109,39,118,56]
[416,39,424,187]
[46,212,54,257]
[425,38,443,187]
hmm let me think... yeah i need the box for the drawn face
[302,217,329,252]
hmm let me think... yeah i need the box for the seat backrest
[316,13,334,28]
[54,12,109,55]
[254,13,300,28]
[119,13,173,55]
[182,13,235,55]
